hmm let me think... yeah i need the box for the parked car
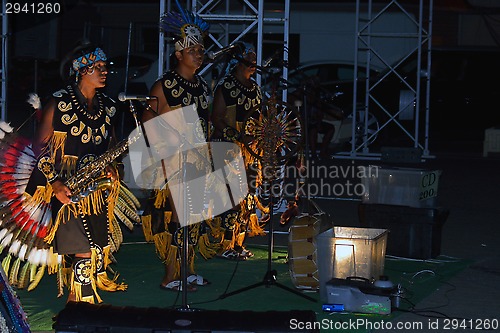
[304,48,500,151]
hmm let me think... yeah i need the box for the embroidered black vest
[161,70,211,140]
[218,73,262,125]
[50,84,117,175]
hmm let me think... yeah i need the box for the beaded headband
[225,42,256,76]
[70,47,107,76]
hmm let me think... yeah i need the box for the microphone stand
[218,69,315,303]
[219,170,315,303]
[300,84,311,213]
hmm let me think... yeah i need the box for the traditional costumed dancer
[207,42,268,260]
[140,1,212,292]
[0,42,141,304]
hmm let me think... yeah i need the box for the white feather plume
[26,93,41,110]
[0,228,8,241]
[19,244,28,260]
[0,120,13,133]
[9,240,21,256]
[1,233,13,247]
[0,120,13,140]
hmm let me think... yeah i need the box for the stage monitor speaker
[53,301,319,333]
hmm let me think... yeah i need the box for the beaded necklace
[173,70,201,89]
[68,84,104,121]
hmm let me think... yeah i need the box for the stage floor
[15,232,470,332]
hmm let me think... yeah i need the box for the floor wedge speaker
[53,301,319,333]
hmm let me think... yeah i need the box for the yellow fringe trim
[103,245,112,269]
[58,266,72,298]
[208,216,224,239]
[78,190,105,216]
[44,190,106,243]
[154,188,169,209]
[164,211,172,227]
[141,215,153,242]
[30,185,53,204]
[72,279,82,302]
[255,196,270,214]
[106,179,121,232]
[197,233,222,260]
[235,231,246,248]
[47,131,67,161]
[153,231,171,261]
[69,274,99,304]
[220,239,232,253]
[89,249,103,303]
[61,155,78,176]
[47,247,59,274]
[247,213,265,237]
[96,271,128,292]
[197,216,224,259]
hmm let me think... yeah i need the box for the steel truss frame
[159,0,290,101]
[337,0,433,160]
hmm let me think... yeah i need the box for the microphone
[207,44,238,61]
[118,93,157,102]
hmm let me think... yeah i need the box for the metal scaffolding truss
[159,0,290,98]
[339,0,433,160]
[1,0,7,121]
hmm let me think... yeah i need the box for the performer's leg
[86,211,127,293]
[68,253,93,303]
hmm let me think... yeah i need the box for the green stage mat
[14,241,471,332]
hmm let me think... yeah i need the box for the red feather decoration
[0,120,53,268]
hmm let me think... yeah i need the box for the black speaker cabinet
[53,302,319,333]
[359,203,449,259]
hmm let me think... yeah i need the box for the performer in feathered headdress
[160,0,209,53]
[140,0,213,292]
[0,40,141,304]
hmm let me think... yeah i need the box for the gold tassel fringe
[141,215,153,242]
[154,189,169,209]
[96,271,128,292]
[153,231,171,261]
[247,213,266,237]
[47,131,67,161]
[61,155,78,176]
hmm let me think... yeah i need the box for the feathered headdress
[160,0,210,51]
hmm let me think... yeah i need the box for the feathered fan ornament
[0,120,48,290]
